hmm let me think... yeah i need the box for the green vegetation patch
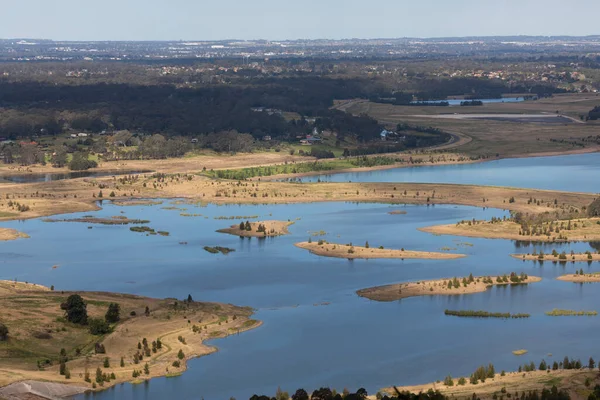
[445,310,530,319]
[203,246,235,255]
[545,309,598,316]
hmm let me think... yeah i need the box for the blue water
[2,198,600,400]
[411,97,525,106]
[297,153,600,193]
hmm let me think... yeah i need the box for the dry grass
[0,280,260,390]
[386,369,600,400]
[295,241,465,260]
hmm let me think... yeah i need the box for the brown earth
[357,275,541,302]
[295,241,465,260]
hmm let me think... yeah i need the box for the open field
[217,220,293,238]
[356,274,541,302]
[421,218,600,243]
[295,241,465,260]
[344,94,600,157]
[387,369,600,400]
[0,280,260,391]
[0,228,29,241]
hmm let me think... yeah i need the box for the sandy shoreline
[357,275,541,302]
[0,228,30,241]
[557,274,600,283]
[295,241,466,260]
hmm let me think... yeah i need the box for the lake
[1,197,599,400]
[297,152,600,193]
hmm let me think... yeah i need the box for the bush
[0,323,7,341]
[89,318,111,335]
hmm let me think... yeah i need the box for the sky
[3,0,600,41]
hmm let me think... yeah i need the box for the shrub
[89,318,111,335]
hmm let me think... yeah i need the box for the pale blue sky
[3,0,600,41]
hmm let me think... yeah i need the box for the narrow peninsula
[295,241,466,260]
[357,273,541,302]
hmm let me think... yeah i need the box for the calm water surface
[1,199,599,400]
[299,152,600,193]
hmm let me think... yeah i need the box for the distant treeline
[0,78,384,141]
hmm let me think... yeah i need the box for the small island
[0,280,261,393]
[0,228,29,241]
[557,272,600,283]
[357,273,541,302]
[420,217,600,243]
[217,220,293,237]
[294,241,466,260]
[512,251,600,262]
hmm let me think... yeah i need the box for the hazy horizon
[3,0,600,42]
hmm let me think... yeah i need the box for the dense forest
[0,77,385,141]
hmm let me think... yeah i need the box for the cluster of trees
[517,356,595,372]
[60,294,120,335]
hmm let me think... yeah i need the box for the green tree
[177,349,185,360]
[144,363,150,375]
[120,357,125,367]
[103,357,110,368]
[105,303,120,323]
[61,294,88,325]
